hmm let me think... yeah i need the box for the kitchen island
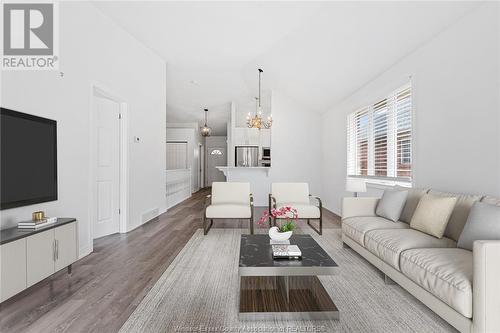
[216,167,271,206]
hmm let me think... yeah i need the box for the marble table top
[239,234,338,276]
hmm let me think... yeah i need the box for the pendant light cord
[258,68,263,108]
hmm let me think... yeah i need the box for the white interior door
[93,95,120,239]
[207,147,226,186]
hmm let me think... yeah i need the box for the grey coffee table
[238,234,339,321]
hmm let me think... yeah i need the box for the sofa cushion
[410,194,457,238]
[364,229,456,270]
[457,202,500,250]
[376,189,408,222]
[206,204,251,219]
[396,187,429,223]
[342,216,409,246]
[481,195,500,206]
[275,204,320,219]
[400,248,472,318]
[428,190,482,241]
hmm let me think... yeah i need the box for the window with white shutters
[166,141,188,170]
[347,83,412,182]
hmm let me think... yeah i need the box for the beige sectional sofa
[341,189,500,333]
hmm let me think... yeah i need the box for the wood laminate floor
[0,188,340,333]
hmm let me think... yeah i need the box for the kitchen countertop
[216,166,271,176]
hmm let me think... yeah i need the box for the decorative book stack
[18,217,57,229]
[272,244,302,259]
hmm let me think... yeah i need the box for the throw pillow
[395,186,428,223]
[410,194,457,238]
[376,189,409,222]
[457,202,500,250]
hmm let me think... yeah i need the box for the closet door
[27,229,55,287]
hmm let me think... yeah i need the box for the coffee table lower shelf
[239,276,339,321]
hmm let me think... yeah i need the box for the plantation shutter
[395,86,412,178]
[166,142,188,170]
[346,83,412,181]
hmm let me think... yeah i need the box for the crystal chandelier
[247,68,272,129]
[200,108,212,137]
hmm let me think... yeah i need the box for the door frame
[89,83,128,250]
[199,143,204,189]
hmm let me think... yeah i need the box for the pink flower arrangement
[258,206,298,232]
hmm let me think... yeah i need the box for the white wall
[0,2,167,258]
[321,3,500,214]
[271,91,322,196]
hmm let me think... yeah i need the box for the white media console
[0,218,78,302]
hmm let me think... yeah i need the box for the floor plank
[0,188,340,332]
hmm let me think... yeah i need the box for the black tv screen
[1,108,57,210]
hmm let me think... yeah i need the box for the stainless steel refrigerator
[235,146,259,167]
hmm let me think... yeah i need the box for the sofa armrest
[473,240,500,333]
[341,197,379,220]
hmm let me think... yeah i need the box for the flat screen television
[1,108,57,210]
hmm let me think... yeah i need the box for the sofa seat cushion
[206,204,251,219]
[364,229,456,270]
[342,216,409,246]
[400,248,472,318]
[276,204,320,219]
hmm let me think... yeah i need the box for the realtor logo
[2,2,59,70]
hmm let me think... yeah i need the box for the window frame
[347,83,413,185]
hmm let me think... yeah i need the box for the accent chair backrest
[271,183,310,205]
[211,182,250,205]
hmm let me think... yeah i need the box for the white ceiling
[93,1,480,135]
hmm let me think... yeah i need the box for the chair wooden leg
[203,214,207,235]
[203,216,213,235]
[307,218,322,235]
[249,218,254,235]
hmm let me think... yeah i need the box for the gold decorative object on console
[32,211,45,221]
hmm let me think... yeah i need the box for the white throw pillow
[410,194,457,238]
[376,189,408,222]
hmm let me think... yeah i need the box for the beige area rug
[119,228,456,333]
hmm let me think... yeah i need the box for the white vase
[268,226,293,242]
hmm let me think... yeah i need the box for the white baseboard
[78,244,92,259]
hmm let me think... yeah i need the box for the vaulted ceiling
[93,1,480,135]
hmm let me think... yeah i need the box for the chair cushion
[376,189,408,222]
[457,202,500,250]
[272,183,310,205]
[364,229,456,270]
[395,187,429,223]
[342,216,409,246]
[428,190,482,241]
[211,182,250,205]
[275,204,320,219]
[400,248,472,318]
[410,194,457,238]
[205,204,251,219]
